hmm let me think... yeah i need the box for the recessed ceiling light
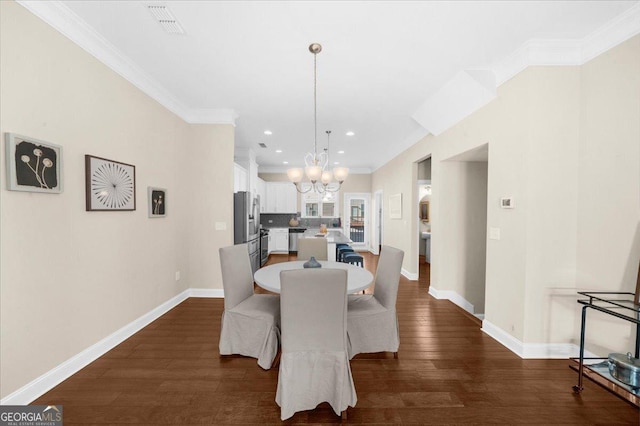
[334,162,339,165]
[275,149,282,153]
[264,130,272,135]
[338,150,345,154]
[346,131,355,136]
[283,161,289,164]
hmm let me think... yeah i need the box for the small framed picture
[5,133,63,193]
[148,187,166,218]
[85,155,136,211]
[389,193,402,219]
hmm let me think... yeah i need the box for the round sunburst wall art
[85,155,136,211]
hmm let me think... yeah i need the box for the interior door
[371,190,383,255]
[343,193,370,249]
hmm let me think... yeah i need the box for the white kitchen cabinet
[235,148,259,195]
[248,159,259,195]
[264,182,297,213]
[264,184,277,212]
[257,177,266,212]
[301,189,339,218]
[270,228,289,253]
[233,163,247,192]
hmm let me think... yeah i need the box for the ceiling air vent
[258,143,268,148]
[147,5,184,34]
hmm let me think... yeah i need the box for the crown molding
[581,2,640,64]
[493,39,583,86]
[258,166,372,174]
[494,2,640,86]
[412,70,496,136]
[17,1,639,140]
[184,109,239,126]
[410,3,640,144]
[16,0,237,126]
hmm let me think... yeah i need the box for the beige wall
[439,160,488,313]
[372,35,640,352]
[575,35,640,353]
[0,2,233,398]
[182,125,235,291]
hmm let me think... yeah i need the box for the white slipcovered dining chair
[346,245,405,359]
[297,237,328,260]
[276,268,357,420]
[218,244,280,370]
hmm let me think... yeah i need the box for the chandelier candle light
[287,43,348,193]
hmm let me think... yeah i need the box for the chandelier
[287,43,348,193]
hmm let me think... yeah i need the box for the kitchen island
[301,228,351,261]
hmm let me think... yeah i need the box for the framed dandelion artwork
[148,187,166,218]
[85,155,136,211]
[5,133,63,193]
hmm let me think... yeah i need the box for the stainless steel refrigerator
[233,191,260,274]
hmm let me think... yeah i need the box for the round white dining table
[254,261,374,294]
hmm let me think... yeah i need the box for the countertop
[301,228,352,244]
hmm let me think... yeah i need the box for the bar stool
[335,243,350,261]
[337,246,354,262]
[343,252,364,268]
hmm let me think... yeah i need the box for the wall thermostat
[500,197,514,209]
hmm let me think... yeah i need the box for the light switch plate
[489,227,501,240]
[215,222,227,230]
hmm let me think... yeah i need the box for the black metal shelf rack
[572,291,640,406]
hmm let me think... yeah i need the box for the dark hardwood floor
[33,252,639,424]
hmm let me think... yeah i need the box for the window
[322,201,335,217]
[301,190,339,218]
[305,201,318,217]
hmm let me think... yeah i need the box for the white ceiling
[20,1,640,173]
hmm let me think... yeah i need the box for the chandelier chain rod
[326,130,331,166]
[313,51,318,159]
[286,43,348,194]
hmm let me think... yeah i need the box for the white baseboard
[401,268,418,281]
[428,288,593,359]
[189,288,224,298]
[2,283,593,405]
[481,320,598,359]
[1,288,195,405]
[428,285,475,315]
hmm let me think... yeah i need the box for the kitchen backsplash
[261,213,341,229]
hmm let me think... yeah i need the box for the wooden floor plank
[32,252,639,424]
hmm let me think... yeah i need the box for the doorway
[371,190,383,255]
[343,193,370,250]
[417,158,432,283]
[440,144,488,317]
